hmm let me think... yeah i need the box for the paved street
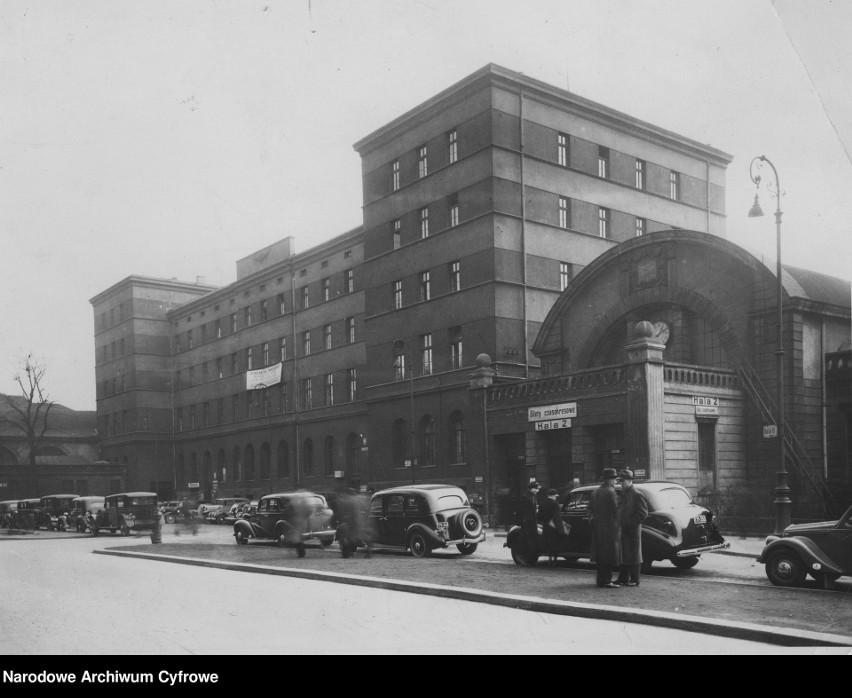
[1,523,850,656]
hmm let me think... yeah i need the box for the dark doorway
[588,424,625,479]
[540,428,572,493]
[493,433,526,529]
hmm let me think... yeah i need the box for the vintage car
[202,497,250,524]
[0,500,19,528]
[159,500,182,524]
[233,491,336,549]
[757,504,852,588]
[11,498,42,529]
[93,492,159,536]
[505,480,728,569]
[235,500,258,520]
[37,494,80,531]
[68,496,105,532]
[341,484,485,558]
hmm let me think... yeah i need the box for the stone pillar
[625,322,666,478]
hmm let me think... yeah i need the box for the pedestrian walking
[538,488,567,567]
[590,468,621,588]
[616,469,649,586]
[517,481,541,563]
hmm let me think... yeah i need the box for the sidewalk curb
[95,548,852,648]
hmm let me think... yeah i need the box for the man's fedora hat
[600,468,618,481]
[528,481,542,490]
[619,469,635,480]
[547,488,559,496]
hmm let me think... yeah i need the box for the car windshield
[129,497,157,506]
[437,494,465,509]
[648,487,693,510]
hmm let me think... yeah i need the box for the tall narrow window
[448,129,458,164]
[246,347,253,371]
[670,171,680,200]
[597,146,609,178]
[217,358,223,379]
[216,319,222,338]
[559,196,569,229]
[449,261,461,292]
[187,329,194,349]
[279,382,288,412]
[302,287,309,309]
[557,133,568,166]
[393,280,403,309]
[347,317,356,344]
[419,207,429,238]
[635,159,645,189]
[392,160,400,191]
[635,217,646,237]
[324,324,332,350]
[303,331,311,356]
[598,207,609,238]
[560,262,571,291]
[278,292,286,315]
[393,219,401,249]
[324,373,334,406]
[346,269,354,294]
[302,378,313,410]
[450,327,463,370]
[322,278,330,302]
[260,299,268,321]
[698,421,717,491]
[347,368,357,402]
[262,341,270,366]
[419,271,431,301]
[449,411,466,464]
[230,313,237,333]
[244,306,252,327]
[418,145,428,178]
[394,347,406,381]
[279,336,287,361]
[421,333,433,375]
[448,194,459,227]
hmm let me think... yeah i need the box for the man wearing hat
[538,488,567,567]
[517,481,541,564]
[590,468,621,588]
[616,468,649,586]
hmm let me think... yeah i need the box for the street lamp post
[749,154,792,536]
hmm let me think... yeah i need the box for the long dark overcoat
[518,492,540,554]
[590,482,621,567]
[537,497,566,553]
[618,485,649,565]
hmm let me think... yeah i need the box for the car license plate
[694,514,706,524]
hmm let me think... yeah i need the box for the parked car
[346,484,485,558]
[11,498,41,529]
[37,494,80,531]
[202,497,250,525]
[159,501,181,524]
[757,504,852,588]
[505,480,729,569]
[236,500,258,520]
[233,491,335,549]
[93,492,159,536]
[0,500,19,528]
[68,496,105,532]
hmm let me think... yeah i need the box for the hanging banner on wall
[246,363,283,390]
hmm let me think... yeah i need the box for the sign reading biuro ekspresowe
[528,402,577,431]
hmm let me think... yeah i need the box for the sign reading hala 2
[527,402,577,422]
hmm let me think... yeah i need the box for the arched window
[346,433,360,475]
[232,446,241,482]
[303,439,314,476]
[324,436,335,477]
[189,453,198,483]
[244,444,255,481]
[260,442,271,480]
[277,440,290,479]
[420,416,436,467]
[392,419,408,469]
[218,449,226,484]
[177,454,185,488]
[449,411,466,464]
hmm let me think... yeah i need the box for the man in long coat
[538,488,567,567]
[590,468,621,588]
[517,481,541,563]
[616,469,649,586]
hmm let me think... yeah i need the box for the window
[419,271,431,301]
[303,331,311,356]
[324,324,332,351]
[393,219,401,249]
[418,145,428,178]
[246,347,253,371]
[419,207,429,239]
[347,317,356,344]
[448,129,458,164]
[560,262,571,291]
[322,278,330,302]
[347,368,357,402]
[187,329,194,349]
[635,159,645,189]
[302,286,310,309]
[559,196,570,229]
[278,293,286,315]
[394,347,406,381]
[597,146,609,178]
[324,436,335,476]
[449,411,466,464]
[393,280,403,309]
[216,319,222,338]
[324,373,334,406]
[392,160,400,191]
[262,342,270,366]
[670,171,680,200]
[230,313,237,334]
[279,336,287,361]
[698,421,717,491]
[448,193,459,227]
[260,299,268,321]
[279,382,288,412]
[598,207,609,238]
[231,352,239,374]
[244,306,252,327]
[302,378,313,410]
[450,327,463,369]
[421,333,433,375]
[262,388,271,416]
[232,395,240,422]
[635,217,646,237]
[346,269,354,294]
[277,440,290,478]
[557,133,568,166]
[449,261,460,292]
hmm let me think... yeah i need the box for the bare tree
[2,354,54,466]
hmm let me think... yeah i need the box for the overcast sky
[2,0,851,411]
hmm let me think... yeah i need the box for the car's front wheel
[216,513,226,525]
[164,513,176,524]
[765,548,807,587]
[234,529,248,545]
[510,546,539,567]
[276,530,288,548]
[408,531,431,558]
[457,543,478,555]
[672,556,700,569]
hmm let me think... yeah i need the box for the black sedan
[505,480,728,569]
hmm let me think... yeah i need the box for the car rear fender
[757,537,845,577]
[233,519,257,539]
[406,522,445,547]
[504,524,543,548]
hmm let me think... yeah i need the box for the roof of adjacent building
[783,265,851,309]
[0,396,97,438]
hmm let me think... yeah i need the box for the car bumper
[438,532,486,547]
[676,542,730,557]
